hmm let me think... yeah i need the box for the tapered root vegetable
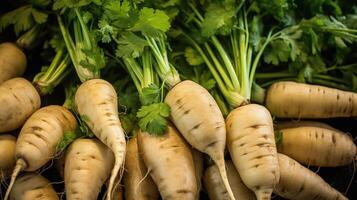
[0,135,16,180]
[277,121,356,167]
[275,154,348,200]
[65,138,114,200]
[4,105,77,200]
[9,173,58,200]
[226,104,280,200]
[0,78,41,132]
[123,135,159,200]
[191,149,204,200]
[165,80,235,200]
[75,79,126,200]
[266,81,357,118]
[0,43,26,84]
[137,124,197,200]
[203,160,256,200]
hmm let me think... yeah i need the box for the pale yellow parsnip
[65,139,114,200]
[124,135,159,200]
[75,79,126,200]
[275,153,347,200]
[137,124,197,200]
[226,104,279,200]
[165,80,235,200]
[0,43,26,84]
[9,173,58,200]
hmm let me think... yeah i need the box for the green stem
[211,36,240,91]
[123,57,143,94]
[16,25,43,50]
[313,74,350,85]
[249,31,274,98]
[204,43,235,91]
[33,51,71,95]
[311,79,351,91]
[251,82,266,104]
[74,8,92,49]
[255,72,296,79]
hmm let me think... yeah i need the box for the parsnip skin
[137,125,197,200]
[65,139,114,200]
[4,105,77,200]
[226,104,279,200]
[266,81,357,118]
[0,43,26,84]
[16,105,77,171]
[124,135,159,200]
[165,80,235,200]
[191,149,204,200]
[277,121,357,167]
[275,154,348,200]
[75,79,127,200]
[203,161,256,200]
[0,135,16,179]
[0,78,41,132]
[9,173,58,200]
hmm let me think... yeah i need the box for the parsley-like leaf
[184,47,204,66]
[131,7,170,37]
[201,0,237,37]
[0,5,48,35]
[116,32,148,58]
[137,102,170,135]
[140,83,161,105]
[53,0,102,10]
[57,131,77,151]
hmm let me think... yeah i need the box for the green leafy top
[57,5,106,82]
[98,0,180,88]
[0,5,48,35]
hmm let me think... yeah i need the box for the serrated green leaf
[201,1,236,37]
[57,131,77,151]
[116,32,148,58]
[31,9,48,24]
[140,84,161,105]
[137,102,170,135]
[53,0,100,10]
[131,7,170,37]
[0,5,47,35]
[184,47,204,66]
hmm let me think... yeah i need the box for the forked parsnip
[275,154,348,200]
[0,134,16,180]
[266,81,357,118]
[277,121,356,167]
[165,80,235,200]
[0,43,26,84]
[191,149,204,200]
[124,135,159,200]
[137,124,197,200]
[226,104,280,200]
[65,138,114,200]
[9,173,59,200]
[203,160,256,200]
[4,105,77,200]
[0,78,40,133]
[75,79,126,200]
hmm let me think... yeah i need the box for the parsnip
[275,153,348,200]
[137,124,197,200]
[277,121,356,167]
[226,104,279,200]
